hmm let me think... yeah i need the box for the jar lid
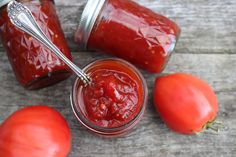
[75,0,106,49]
[0,0,12,8]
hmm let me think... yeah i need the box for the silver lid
[0,0,12,8]
[75,0,106,49]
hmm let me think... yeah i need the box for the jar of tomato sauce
[71,58,148,137]
[0,0,72,89]
[75,0,180,73]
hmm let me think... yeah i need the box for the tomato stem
[205,120,223,133]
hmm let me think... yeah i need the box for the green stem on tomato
[205,120,223,132]
[195,120,223,135]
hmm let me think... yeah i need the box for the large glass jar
[0,0,72,89]
[75,0,180,73]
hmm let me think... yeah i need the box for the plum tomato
[153,73,218,134]
[0,105,71,157]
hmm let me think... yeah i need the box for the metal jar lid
[75,0,106,49]
[0,0,12,8]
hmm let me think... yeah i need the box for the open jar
[0,0,72,89]
[71,58,148,137]
[75,0,180,73]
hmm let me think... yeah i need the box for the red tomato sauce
[77,60,144,128]
[0,0,72,89]
[87,0,180,73]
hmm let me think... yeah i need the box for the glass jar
[75,0,180,73]
[0,0,72,90]
[71,58,148,137]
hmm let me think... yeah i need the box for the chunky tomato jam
[0,0,72,89]
[75,59,146,129]
[86,0,180,73]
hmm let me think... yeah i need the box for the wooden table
[1,0,236,156]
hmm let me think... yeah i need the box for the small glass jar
[75,0,180,73]
[0,0,72,89]
[71,58,148,137]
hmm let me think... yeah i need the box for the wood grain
[0,0,236,157]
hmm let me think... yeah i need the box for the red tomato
[154,73,218,134]
[0,105,71,157]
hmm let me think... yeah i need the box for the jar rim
[74,0,106,49]
[70,58,148,136]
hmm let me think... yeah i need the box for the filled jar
[0,0,72,89]
[71,58,148,137]
[75,0,180,73]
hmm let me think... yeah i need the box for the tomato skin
[0,105,71,157]
[154,73,218,134]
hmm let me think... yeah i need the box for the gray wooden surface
[0,0,236,157]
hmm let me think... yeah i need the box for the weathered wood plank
[0,0,236,53]
[0,0,236,156]
[0,52,235,157]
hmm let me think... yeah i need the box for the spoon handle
[7,1,91,85]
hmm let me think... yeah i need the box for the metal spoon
[7,0,91,85]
